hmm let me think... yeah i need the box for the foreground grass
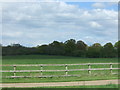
[2,55,119,83]
[2,75,118,83]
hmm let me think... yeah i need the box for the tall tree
[101,42,115,58]
[48,41,65,55]
[114,41,120,57]
[64,39,76,56]
[73,40,87,57]
[37,44,49,54]
[87,43,102,58]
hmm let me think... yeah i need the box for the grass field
[2,55,119,83]
[2,55,118,64]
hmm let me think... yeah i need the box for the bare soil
[0,79,119,88]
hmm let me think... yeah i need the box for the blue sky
[67,2,118,10]
[2,1,118,46]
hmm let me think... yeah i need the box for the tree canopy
[2,40,119,58]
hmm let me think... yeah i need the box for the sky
[1,1,118,47]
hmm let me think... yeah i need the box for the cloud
[92,3,105,9]
[2,2,118,46]
[89,21,102,28]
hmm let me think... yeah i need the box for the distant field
[2,55,119,83]
[2,55,118,64]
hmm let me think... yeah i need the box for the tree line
[1,39,120,58]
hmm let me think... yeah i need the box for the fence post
[110,64,112,74]
[41,65,43,76]
[88,64,91,74]
[13,65,16,78]
[65,64,68,76]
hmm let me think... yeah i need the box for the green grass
[2,74,119,83]
[2,55,119,83]
[2,55,118,64]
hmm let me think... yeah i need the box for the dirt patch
[1,79,119,88]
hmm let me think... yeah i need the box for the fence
[1,63,120,78]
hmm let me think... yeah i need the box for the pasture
[2,55,119,83]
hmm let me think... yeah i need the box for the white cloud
[92,3,105,9]
[89,21,102,28]
[2,2,118,46]
[3,31,23,37]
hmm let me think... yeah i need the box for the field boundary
[1,63,120,78]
